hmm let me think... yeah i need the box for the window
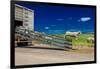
[24,23,28,26]
[24,20,28,22]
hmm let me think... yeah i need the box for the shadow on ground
[15,46,75,51]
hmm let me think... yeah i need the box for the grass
[49,33,94,47]
[72,34,94,47]
[48,34,65,38]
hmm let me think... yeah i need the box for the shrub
[64,35,75,42]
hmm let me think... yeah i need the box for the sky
[16,2,95,34]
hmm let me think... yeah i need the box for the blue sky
[16,2,95,34]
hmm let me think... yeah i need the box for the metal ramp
[15,26,72,49]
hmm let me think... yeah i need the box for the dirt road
[15,45,94,65]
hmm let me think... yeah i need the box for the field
[72,33,94,47]
[49,33,94,47]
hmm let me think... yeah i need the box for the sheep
[87,37,94,43]
[65,31,81,38]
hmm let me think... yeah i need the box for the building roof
[15,4,33,12]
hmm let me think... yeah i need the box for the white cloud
[78,17,91,22]
[56,18,64,21]
[44,27,49,29]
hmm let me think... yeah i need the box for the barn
[15,4,34,31]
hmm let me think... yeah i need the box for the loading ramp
[15,26,72,50]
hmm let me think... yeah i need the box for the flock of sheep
[65,31,94,43]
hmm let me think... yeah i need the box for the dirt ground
[15,44,94,65]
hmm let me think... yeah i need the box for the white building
[15,4,34,31]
